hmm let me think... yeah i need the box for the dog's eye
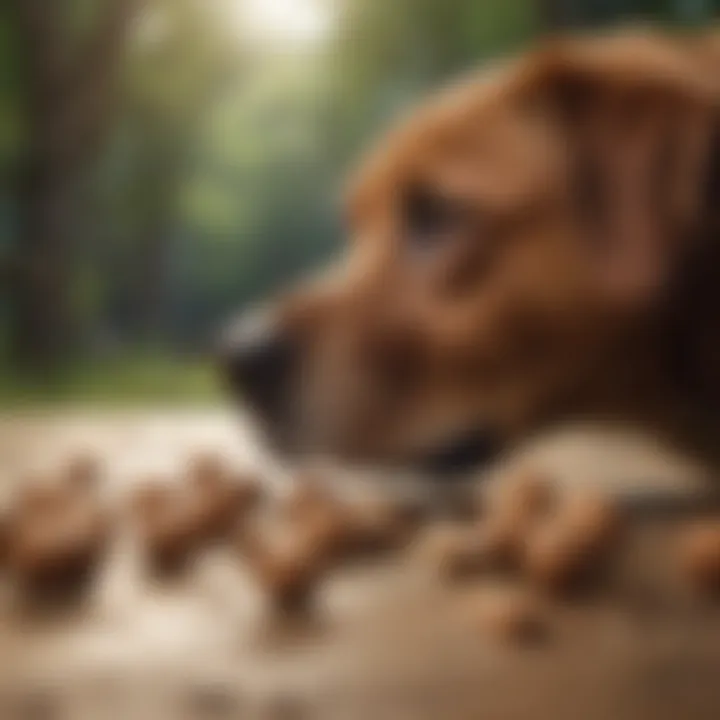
[402,185,464,250]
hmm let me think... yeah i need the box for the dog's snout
[219,309,294,420]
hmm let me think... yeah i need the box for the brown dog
[222,30,720,473]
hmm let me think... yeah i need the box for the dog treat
[344,495,421,557]
[143,514,200,576]
[295,501,356,567]
[8,515,107,601]
[465,586,546,644]
[524,523,586,596]
[485,513,535,571]
[676,520,720,595]
[189,467,262,542]
[14,474,73,514]
[433,519,524,582]
[561,491,623,550]
[523,492,622,597]
[278,479,418,566]
[130,481,203,576]
[227,471,263,519]
[281,475,340,524]
[485,599,546,644]
[282,492,401,570]
[257,546,320,615]
[7,478,111,602]
[494,470,556,525]
[237,522,327,615]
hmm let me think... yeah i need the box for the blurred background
[1,7,720,716]
[0,0,717,404]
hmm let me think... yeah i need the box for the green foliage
[0,355,221,406]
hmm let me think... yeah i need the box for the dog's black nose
[218,309,294,421]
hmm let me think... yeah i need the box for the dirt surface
[0,409,718,720]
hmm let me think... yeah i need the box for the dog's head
[222,32,720,472]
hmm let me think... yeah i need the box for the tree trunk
[8,0,138,372]
[11,158,78,371]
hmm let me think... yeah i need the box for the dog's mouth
[247,411,504,480]
[411,427,504,477]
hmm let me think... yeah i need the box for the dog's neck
[606,125,720,463]
[661,120,720,416]
[557,146,720,462]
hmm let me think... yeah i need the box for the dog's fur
[249,31,720,468]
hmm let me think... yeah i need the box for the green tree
[97,0,244,347]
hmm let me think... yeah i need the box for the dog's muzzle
[219,310,504,476]
[218,308,295,437]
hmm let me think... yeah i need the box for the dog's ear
[524,34,720,307]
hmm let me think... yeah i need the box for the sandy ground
[0,408,718,720]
